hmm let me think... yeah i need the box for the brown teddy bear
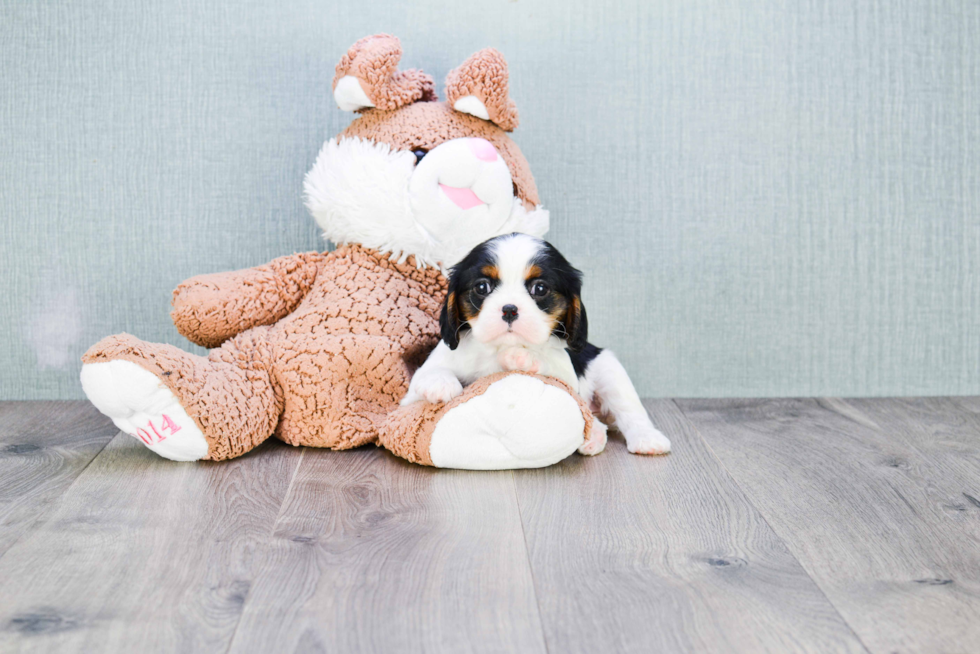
[79,34,594,469]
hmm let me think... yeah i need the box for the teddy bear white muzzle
[409,137,515,249]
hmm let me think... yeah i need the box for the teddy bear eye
[473,279,492,297]
[413,149,428,165]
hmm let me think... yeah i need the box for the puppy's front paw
[626,425,672,455]
[417,372,464,404]
[578,419,607,456]
[498,347,540,373]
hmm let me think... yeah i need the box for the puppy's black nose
[502,304,519,324]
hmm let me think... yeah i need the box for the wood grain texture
[228,447,547,654]
[951,396,980,415]
[4,399,979,653]
[0,401,116,558]
[844,396,980,520]
[677,397,980,654]
[0,433,302,653]
[515,399,867,654]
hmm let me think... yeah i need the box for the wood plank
[842,397,980,568]
[845,397,980,519]
[677,397,980,654]
[0,433,302,653]
[950,395,980,416]
[228,447,547,654]
[0,401,116,558]
[516,399,866,654]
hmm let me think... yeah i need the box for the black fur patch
[569,342,603,378]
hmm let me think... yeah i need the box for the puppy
[401,233,671,456]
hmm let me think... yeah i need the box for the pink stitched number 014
[135,414,182,445]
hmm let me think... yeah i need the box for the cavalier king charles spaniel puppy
[401,233,671,456]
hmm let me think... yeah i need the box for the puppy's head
[440,233,587,351]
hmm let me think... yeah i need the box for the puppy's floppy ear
[558,264,587,352]
[563,295,589,353]
[439,272,468,350]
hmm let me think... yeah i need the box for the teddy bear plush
[79,34,594,469]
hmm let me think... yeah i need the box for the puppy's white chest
[538,347,580,392]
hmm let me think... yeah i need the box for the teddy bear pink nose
[468,138,498,162]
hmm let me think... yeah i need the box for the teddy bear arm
[380,371,591,469]
[171,251,330,348]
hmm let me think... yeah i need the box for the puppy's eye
[529,281,550,298]
[413,149,428,165]
[473,279,492,297]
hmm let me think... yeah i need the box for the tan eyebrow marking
[480,265,499,279]
[525,264,542,280]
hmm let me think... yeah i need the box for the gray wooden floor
[1,399,979,653]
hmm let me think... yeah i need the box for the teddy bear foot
[80,360,208,461]
[428,374,585,470]
[578,419,607,456]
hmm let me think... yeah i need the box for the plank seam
[0,426,117,566]
[511,470,552,654]
[223,446,307,654]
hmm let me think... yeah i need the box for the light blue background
[2,0,978,399]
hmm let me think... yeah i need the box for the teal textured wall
[2,0,978,399]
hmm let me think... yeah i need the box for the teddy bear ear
[332,34,437,112]
[445,48,519,132]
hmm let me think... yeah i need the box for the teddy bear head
[303,34,548,269]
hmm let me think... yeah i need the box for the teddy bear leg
[80,328,282,461]
[380,371,592,470]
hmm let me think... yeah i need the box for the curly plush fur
[85,245,447,459]
[332,34,437,110]
[445,48,520,132]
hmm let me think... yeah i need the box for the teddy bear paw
[80,360,208,461]
[578,419,608,456]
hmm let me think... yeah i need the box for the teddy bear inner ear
[445,48,519,131]
[334,76,375,112]
[332,33,436,112]
[452,95,490,120]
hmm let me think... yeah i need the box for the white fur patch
[303,136,549,269]
[304,137,420,260]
